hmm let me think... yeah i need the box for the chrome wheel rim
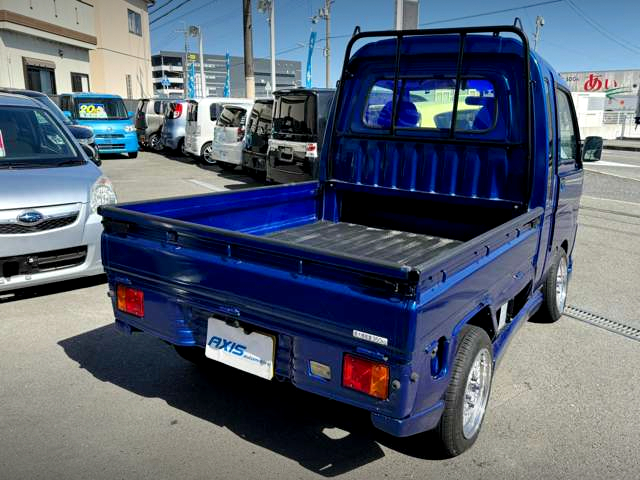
[203,144,214,164]
[462,348,492,439]
[150,134,162,151]
[556,255,568,313]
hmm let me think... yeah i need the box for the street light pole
[270,0,276,94]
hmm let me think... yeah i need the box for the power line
[419,0,563,26]
[150,0,194,25]
[149,0,178,15]
[564,0,640,55]
[151,0,222,31]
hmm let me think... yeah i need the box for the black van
[241,98,274,177]
[266,88,335,184]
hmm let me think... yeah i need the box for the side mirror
[81,144,101,166]
[63,110,72,119]
[582,136,603,162]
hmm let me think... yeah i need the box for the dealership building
[151,51,301,98]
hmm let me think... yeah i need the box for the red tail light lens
[343,354,389,400]
[116,285,144,317]
[173,103,183,118]
[237,126,245,142]
[305,142,318,157]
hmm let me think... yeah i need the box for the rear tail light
[116,284,144,317]
[237,126,245,142]
[172,103,183,119]
[342,354,389,400]
[305,142,318,158]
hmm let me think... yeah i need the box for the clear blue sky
[149,0,640,87]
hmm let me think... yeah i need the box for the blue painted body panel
[99,31,583,437]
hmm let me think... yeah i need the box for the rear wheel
[177,139,185,156]
[201,142,215,165]
[148,132,163,152]
[436,325,493,457]
[218,162,237,172]
[128,151,138,159]
[539,249,569,322]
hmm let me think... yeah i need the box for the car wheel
[538,249,569,322]
[177,139,186,156]
[128,151,138,159]
[149,132,163,152]
[201,142,215,165]
[436,325,493,457]
[218,162,237,172]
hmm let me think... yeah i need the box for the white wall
[0,29,90,92]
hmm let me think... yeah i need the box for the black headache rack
[326,24,533,200]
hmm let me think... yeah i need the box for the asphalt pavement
[1,150,639,480]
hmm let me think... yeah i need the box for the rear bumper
[212,143,242,165]
[184,135,203,156]
[95,133,138,154]
[161,133,182,151]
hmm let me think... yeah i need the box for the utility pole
[176,22,189,97]
[316,0,332,88]
[395,0,419,30]
[190,25,206,97]
[258,0,276,95]
[242,0,255,98]
[534,16,545,51]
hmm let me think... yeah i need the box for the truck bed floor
[266,221,461,266]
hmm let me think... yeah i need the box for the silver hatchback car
[0,93,117,292]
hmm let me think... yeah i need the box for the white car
[184,97,253,164]
[0,93,116,292]
[212,104,254,171]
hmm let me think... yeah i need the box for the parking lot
[1,149,639,479]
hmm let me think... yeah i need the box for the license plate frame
[205,317,275,380]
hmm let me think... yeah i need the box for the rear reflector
[116,284,144,317]
[342,354,389,400]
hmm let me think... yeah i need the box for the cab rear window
[363,78,496,132]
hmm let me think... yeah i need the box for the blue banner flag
[224,52,231,98]
[187,63,196,98]
[305,31,317,88]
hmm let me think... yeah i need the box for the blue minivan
[59,93,138,158]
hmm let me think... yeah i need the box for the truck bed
[266,221,461,266]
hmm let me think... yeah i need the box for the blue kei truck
[99,25,599,456]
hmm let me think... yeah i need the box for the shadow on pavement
[0,274,107,304]
[58,325,448,475]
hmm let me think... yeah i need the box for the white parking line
[582,195,640,206]
[187,179,225,191]
[584,168,640,182]
[588,160,640,168]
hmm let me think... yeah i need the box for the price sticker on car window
[79,103,107,119]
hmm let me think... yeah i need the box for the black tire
[436,325,493,457]
[538,249,569,323]
[218,162,237,172]
[148,132,163,152]
[177,139,185,156]
[128,151,138,159]
[200,141,215,165]
[173,345,211,366]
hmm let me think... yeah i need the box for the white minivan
[184,97,253,164]
[212,103,254,171]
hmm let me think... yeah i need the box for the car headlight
[124,125,136,133]
[90,176,117,214]
[77,135,95,146]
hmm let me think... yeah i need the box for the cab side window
[556,90,579,166]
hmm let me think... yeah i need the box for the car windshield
[0,106,81,168]
[35,95,72,125]
[75,97,128,120]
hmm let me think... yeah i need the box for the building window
[71,72,90,92]
[24,62,56,94]
[126,74,132,99]
[128,9,142,36]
